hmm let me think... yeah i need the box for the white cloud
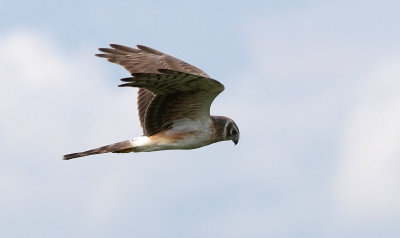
[0,30,141,151]
[335,58,400,216]
[0,30,144,230]
[238,1,400,235]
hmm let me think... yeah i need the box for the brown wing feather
[96,44,209,76]
[119,70,224,136]
[96,44,210,133]
[137,88,154,129]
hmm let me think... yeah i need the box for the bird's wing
[119,69,224,136]
[96,44,210,132]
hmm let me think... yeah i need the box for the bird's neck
[210,116,228,141]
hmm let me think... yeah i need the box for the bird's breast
[141,118,215,151]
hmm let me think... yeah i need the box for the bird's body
[133,117,215,152]
[63,44,239,160]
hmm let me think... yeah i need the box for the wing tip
[118,83,133,87]
[95,53,105,57]
[109,43,120,48]
[120,77,134,82]
[110,44,140,53]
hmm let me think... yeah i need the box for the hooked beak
[232,137,239,145]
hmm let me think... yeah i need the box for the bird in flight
[63,44,239,160]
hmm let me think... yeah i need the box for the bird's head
[225,119,240,145]
[212,116,240,145]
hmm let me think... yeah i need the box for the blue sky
[1,0,400,237]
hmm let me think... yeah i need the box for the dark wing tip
[109,43,121,48]
[95,53,108,58]
[118,83,134,87]
[120,77,135,82]
[98,48,110,53]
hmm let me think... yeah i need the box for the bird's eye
[232,130,237,136]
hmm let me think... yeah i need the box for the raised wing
[96,44,209,77]
[96,44,210,132]
[119,69,224,136]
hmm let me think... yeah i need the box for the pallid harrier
[63,44,239,160]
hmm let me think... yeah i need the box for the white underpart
[170,118,210,133]
[130,118,214,152]
[129,136,151,148]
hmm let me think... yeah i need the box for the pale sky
[1,0,400,237]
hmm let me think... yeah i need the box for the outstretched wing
[119,69,224,136]
[96,44,209,77]
[96,44,210,133]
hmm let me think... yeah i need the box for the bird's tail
[63,140,134,160]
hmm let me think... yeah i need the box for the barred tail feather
[63,140,134,160]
